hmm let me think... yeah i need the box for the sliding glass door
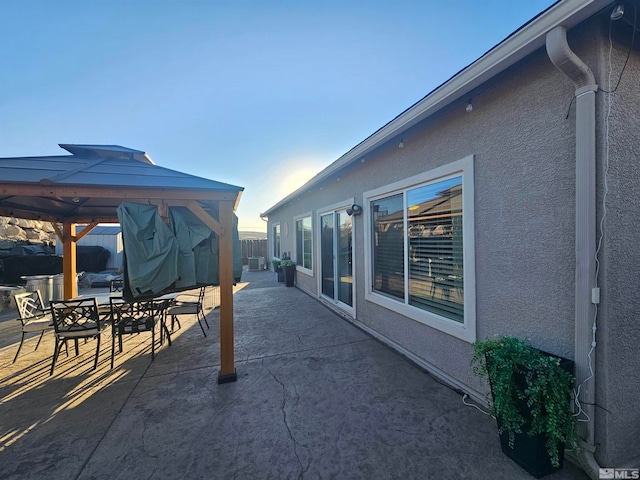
[321,213,334,298]
[320,209,353,310]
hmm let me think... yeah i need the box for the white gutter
[546,24,600,478]
[261,0,613,217]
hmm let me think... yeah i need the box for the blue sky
[0,0,556,231]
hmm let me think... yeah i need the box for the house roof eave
[261,0,613,218]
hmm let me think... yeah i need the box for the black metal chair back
[49,298,101,375]
[109,297,169,369]
[15,290,49,321]
[166,286,209,337]
[110,277,124,292]
[12,290,53,363]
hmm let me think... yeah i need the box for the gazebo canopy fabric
[0,144,243,383]
[117,202,242,301]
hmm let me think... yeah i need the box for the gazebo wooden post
[217,200,237,383]
[62,221,78,300]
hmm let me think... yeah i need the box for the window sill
[365,290,475,343]
[296,266,313,276]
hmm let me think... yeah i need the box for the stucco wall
[361,48,577,393]
[266,14,640,467]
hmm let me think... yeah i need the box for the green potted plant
[272,259,284,282]
[471,336,576,478]
[280,259,296,287]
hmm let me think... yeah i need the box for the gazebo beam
[0,184,239,202]
[61,222,78,300]
[74,221,99,241]
[217,199,236,383]
[182,201,223,237]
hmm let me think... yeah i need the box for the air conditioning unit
[248,257,264,271]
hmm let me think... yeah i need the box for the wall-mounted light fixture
[398,139,404,148]
[346,204,362,216]
[466,101,473,112]
[610,3,624,20]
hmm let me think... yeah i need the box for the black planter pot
[488,354,574,478]
[496,418,566,478]
[282,265,295,287]
[276,269,284,282]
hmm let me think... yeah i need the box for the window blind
[407,179,464,323]
[372,194,404,300]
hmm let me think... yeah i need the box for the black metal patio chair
[165,286,208,337]
[12,290,54,363]
[49,297,102,375]
[109,297,170,369]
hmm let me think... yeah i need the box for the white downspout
[546,25,600,478]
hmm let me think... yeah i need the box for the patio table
[72,292,179,344]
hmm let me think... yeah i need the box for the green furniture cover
[117,202,242,301]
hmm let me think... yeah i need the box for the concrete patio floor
[0,269,589,480]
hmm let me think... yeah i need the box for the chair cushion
[167,304,198,315]
[118,315,155,333]
[22,317,54,332]
[57,324,100,338]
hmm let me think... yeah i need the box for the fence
[240,239,267,265]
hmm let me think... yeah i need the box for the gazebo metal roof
[0,144,242,223]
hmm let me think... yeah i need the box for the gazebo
[0,144,243,383]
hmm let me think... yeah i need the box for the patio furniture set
[11,286,209,374]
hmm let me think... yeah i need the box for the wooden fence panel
[240,239,267,265]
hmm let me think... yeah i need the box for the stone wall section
[0,216,57,253]
[0,216,57,311]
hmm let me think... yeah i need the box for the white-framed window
[272,223,281,258]
[364,155,476,342]
[295,214,313,272]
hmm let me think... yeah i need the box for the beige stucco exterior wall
[265,15,640,467]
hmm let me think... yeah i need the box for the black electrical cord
[565,2,638,118]
[599,1,637,94]
[565,96,575,120]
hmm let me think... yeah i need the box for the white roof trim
[261,0,612,217]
